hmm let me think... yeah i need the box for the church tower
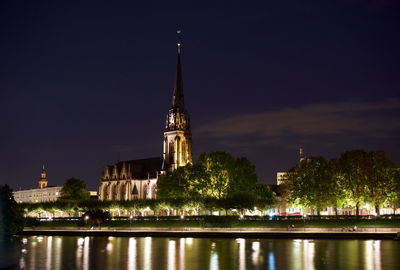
[162,31,193,173]
[38,165,48,189]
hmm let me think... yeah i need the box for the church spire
[172,30,184,111]
[162,30,193,173]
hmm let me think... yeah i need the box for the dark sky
[1,0,399,191]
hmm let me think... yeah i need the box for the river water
[8,236,400,269]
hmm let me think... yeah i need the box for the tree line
[157,151,277,212]
[9,149,400,223]
[281,150,400,216]
[21,151,277,216]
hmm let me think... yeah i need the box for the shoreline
[21,227,400,240]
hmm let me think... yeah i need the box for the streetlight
[85,215,89,225]
[129,215,133,227]
[303,214,307,232]
[374,212,377,232]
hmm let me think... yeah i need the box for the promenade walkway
[22,227,400,240]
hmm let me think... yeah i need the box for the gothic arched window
[132,184,138,200]
[176,137,181,165]
[169,141,174,163]
[182,141,187,164]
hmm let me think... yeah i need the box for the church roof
[115,157,163,179]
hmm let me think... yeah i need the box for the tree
[60,178,90,201]
[196,151,258,199]
[386,168,400,212]
[225,191,255,215]
[254,183,277,211]
[363,151,397,215]
[285,156,336,216]
[334,150,369,216]
[196,151,235,199]
[230,157,258,195]
[0,185,23,235]
[157,165,206,199]
[329,158,352,216]
[157,167,187,199]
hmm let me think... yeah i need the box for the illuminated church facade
[99,37,192,201]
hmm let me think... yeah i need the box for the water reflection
[210,248,219,270]
[17,236,399,270]
[54,237,61,270]
[186,237,193,245]
[303,240,315,270]
[76,238,83,269]
[29,237,36,270]
[236,238,246,270]
[179,238,185,270]
[366,240,382,270]
[168,240,175,270]
[144,237,152,270]
[128,237,136,270]
[46,236,52,270]
[83,237,89,270]
[268,252,276,270]
[374,241,382,270]
[252,241,260,268]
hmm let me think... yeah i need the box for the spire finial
[177,30,182,54]
[172,30,184,110]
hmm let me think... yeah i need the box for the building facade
[13,166,63,203]
[99,158,162,201]
[99,37,192,201]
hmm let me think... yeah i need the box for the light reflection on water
[16,236,400,270]
[128,237,136,270]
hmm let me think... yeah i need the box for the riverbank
[26,217,400,229]
[21,227,400,240]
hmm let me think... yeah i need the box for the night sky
[1,1,399,191]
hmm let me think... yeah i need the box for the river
[6,236,400,269]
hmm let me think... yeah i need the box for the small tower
[299,147,305,162]
[162,30,193,173]
[38,165,48,189]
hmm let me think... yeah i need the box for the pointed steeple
[172,30,184,111]
[162,30,193,174]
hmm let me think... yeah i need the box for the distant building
[99,34,192,201]
[276,148,304,185]
[89,191,98,200]
[276,172,288,185]
[13,166,62,203]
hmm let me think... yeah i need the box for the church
[99,37,192,201]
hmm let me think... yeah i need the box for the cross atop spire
[172,30,184,111]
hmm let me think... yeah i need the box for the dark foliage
[0,185,23,235]
[81,209,111,227]
[201,216,239,228]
